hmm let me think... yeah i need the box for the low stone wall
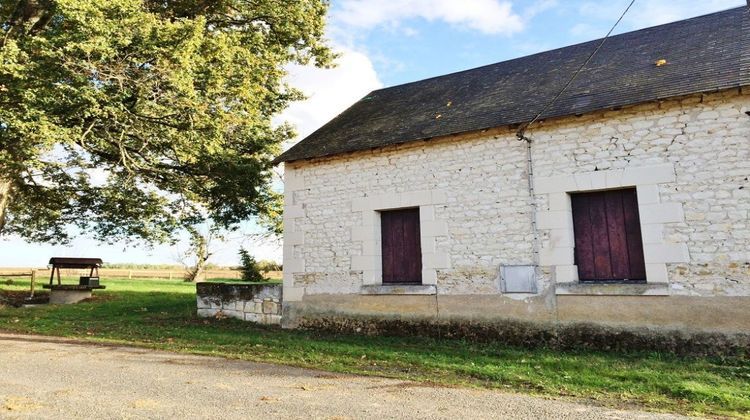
[196,282,282,325]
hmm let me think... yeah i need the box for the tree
[182,226,213,282]
[238,247,264,282]
[0,0,333,244]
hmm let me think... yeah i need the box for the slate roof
[275,6,750,164]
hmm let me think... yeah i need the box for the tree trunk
[0,179,12,234]
[184,231,208,282]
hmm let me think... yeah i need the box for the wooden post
[128,270,132,279]
[56,267,61,285]
[30,269,37,298]
[169,271,173,280]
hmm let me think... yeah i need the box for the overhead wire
[512,0,637,287]
[516,0,637,141]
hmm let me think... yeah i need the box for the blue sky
[0,0,745,267]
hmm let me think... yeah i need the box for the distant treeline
[101,261,282,271]
[102,263,226,270]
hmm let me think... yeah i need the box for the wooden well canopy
[48,257,103,285]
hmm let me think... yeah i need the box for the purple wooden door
[381,208,422,284]
[571,188,646,282]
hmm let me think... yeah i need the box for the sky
[0,0,745,268]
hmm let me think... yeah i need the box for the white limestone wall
[282,88,750,299]
[531,88,749,296]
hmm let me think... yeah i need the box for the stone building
[272,7,750,344]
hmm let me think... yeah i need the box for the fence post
[30,269,37,298]
[128,270,132,279]
[169,271,173,280]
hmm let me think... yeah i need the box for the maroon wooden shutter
[381,208,422,284]
[571,188,646,282]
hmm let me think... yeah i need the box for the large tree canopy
[0,0,332,244]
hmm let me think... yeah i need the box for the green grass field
[0,276,748,417]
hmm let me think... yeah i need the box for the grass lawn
[0,276,748,418]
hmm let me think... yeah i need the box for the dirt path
[0,333,686,419]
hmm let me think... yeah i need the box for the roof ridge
[275,6,749,164]
[364,6,747,95]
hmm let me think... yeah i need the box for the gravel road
[0,333,687,419]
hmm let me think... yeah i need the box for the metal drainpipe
[519,135,541,277]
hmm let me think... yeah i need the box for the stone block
[639,203,684,224]
[196,295,216,309]
[262,301,278,314]
[421,220,448,237]
[419,205,436,221]
[539,247,574,266]
[48,289,93,305]
[405,190,432,206]
[197,308,217,318]
[547,192,571,211]
[423,252,451,269]
[283,204,305,219]
[283,286,304,302]
[284,169,305,191]
[636,184,660,205]
[536,211,573,230]
[351,196,372,212]
[260,314,282,325]
[555,265,579,283]
[535,175,576,194]
[420,237,436,253]
[285,231,304,245]
[431,189,448,203]
[227,310,245,320]
[351,225,377,241]
[361,269,383,286]
[605,169,625,188]
[244,313,261,323]
[574,173,593,190]
[351,255,378,271]
[548,228,574,248]
[221,300,239,311]
[589,171,607,189]
[645,263,669,282]
[621,163,675,185]
[284,258,305,273]
[421,268,438,285]
[640,223,664,244]
[361,239,382,256]
[643,243,690,263]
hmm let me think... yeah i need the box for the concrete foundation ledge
[555,282,670,296]
[360,284,437,295]
[287,312,749,358]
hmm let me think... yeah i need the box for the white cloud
[523,0,558,19]
[334,0,525,35]
[279,47,383,149]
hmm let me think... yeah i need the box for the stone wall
[196,283,282,325]
[280,87,750,334]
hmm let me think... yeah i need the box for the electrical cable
[512,0,636,291]
[516,0,636,140]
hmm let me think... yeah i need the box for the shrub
[256,260,282,273]
[238,248,265,282]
